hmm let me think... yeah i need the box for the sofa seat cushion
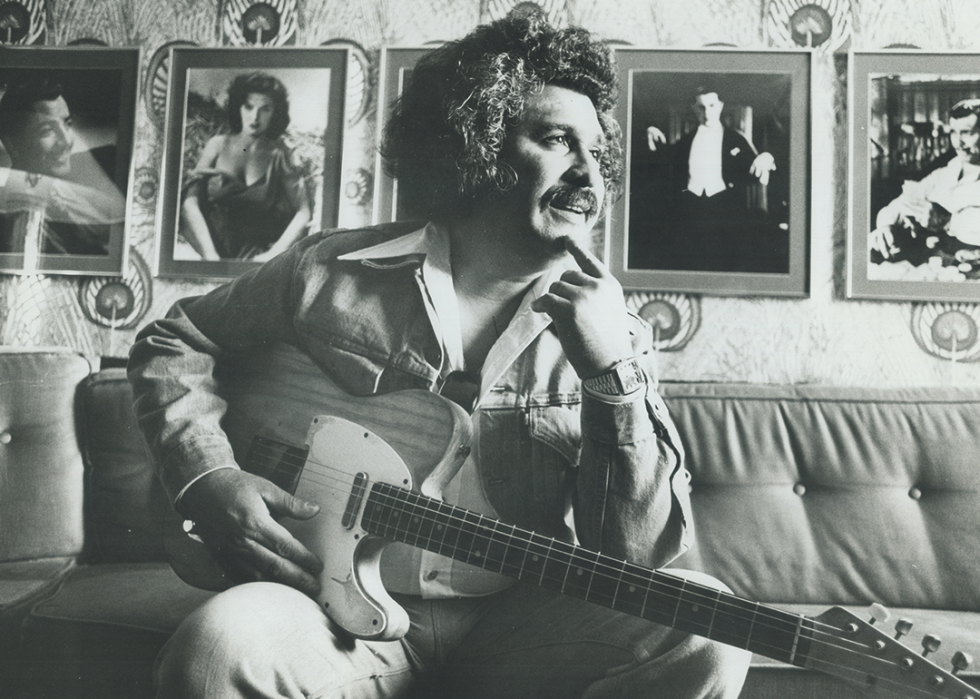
[16,562,214,699]
[0,558,74,619]
[26,561,214,634]
[739,604,980,698]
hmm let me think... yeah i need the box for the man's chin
[46,161,72,179]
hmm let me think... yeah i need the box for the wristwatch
[582,358,646,397]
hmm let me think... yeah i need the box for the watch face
[616,359,645,393]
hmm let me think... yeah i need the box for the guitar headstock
[805,606,977,698]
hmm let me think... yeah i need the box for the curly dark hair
[226,72,290,139]
[380,10,623,222]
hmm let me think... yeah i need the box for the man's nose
[56,123,73,150]
[568,147,601,188]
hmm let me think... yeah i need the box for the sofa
[1,347,978,698]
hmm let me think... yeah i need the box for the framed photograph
[608,48,811,297]
[848,51,980,302]
[0,47,139,275]
[157,47,347,279]
[372,46,433,224]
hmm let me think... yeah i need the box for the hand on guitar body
[179,467,324,597]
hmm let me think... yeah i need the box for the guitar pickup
[342,471,369,530]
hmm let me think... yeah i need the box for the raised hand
[531,237,634,379]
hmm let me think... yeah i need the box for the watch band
[582,357,646,397]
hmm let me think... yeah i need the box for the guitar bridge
[342,472,369,530]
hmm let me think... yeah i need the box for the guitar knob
[868,602,890,625]
[894,618,913,640]
[952,651,973,676]
[921,634,941,657]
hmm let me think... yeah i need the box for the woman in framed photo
[180,71,312,261]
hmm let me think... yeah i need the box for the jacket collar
[336,223,436,269]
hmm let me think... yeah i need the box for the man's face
[493,85,606,254]
[9,96,75,178]
[949,113,980,165]
[692,92,724,126]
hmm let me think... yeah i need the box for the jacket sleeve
[571,315,693,570]
[127,244,307,507]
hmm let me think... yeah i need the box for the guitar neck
[361,481,814,667]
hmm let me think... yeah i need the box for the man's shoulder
[295,220,426,262]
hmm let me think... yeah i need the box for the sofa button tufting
[793,483,806,496]
[0,431,10,444]
[909,487,922,500]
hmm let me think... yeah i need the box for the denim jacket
[128,222,693,573]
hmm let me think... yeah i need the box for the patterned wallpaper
[2,0,980,387]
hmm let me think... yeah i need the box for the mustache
[544,185,599,217]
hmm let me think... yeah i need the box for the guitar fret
[612,564,661,623]
[608,558,627,609]
[671,577,687,629]
[560,548,599,601]
[521,534,553,585]
[485,519,517,576]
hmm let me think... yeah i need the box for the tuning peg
[920,634,941,657]
[951,651,973,676]
[867,602,890,625]
[894,618,913,640]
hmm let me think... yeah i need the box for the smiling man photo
[871,97,980,267]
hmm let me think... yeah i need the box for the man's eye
[546,134,568,146]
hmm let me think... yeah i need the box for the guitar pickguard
[286,416,414,641]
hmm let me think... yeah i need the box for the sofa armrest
[77,368,172,564]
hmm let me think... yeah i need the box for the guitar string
[245,443,920,660]
[362,481,974,696]
[245,441,880,651]
[245,443,904,653]
[241,442,964,686]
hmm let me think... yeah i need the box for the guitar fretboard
[360,481,813,666]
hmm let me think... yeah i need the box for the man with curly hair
[129,10,750,699]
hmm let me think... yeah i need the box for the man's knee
[155,582,326,698]
[654,570,751,698]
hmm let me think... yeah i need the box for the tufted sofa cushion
[661,382,980,692]
[661,382,980,611]
[0,349,92,627]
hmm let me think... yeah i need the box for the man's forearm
[573,390,692,569]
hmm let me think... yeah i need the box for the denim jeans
[154,571,750,699]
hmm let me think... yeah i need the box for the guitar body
[164,343,473,640]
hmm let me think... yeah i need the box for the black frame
[0,47,139,275]
[848,51,980,302]
[608,48,811,297]
[372,46,432,224]
[156,46,348,279]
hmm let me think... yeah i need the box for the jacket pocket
[478,403,581,538]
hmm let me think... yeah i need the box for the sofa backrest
[661,382,980,612]
[65,364,980,612]
[0,348,92,565]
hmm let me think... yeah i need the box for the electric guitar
[165,344,978,699]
